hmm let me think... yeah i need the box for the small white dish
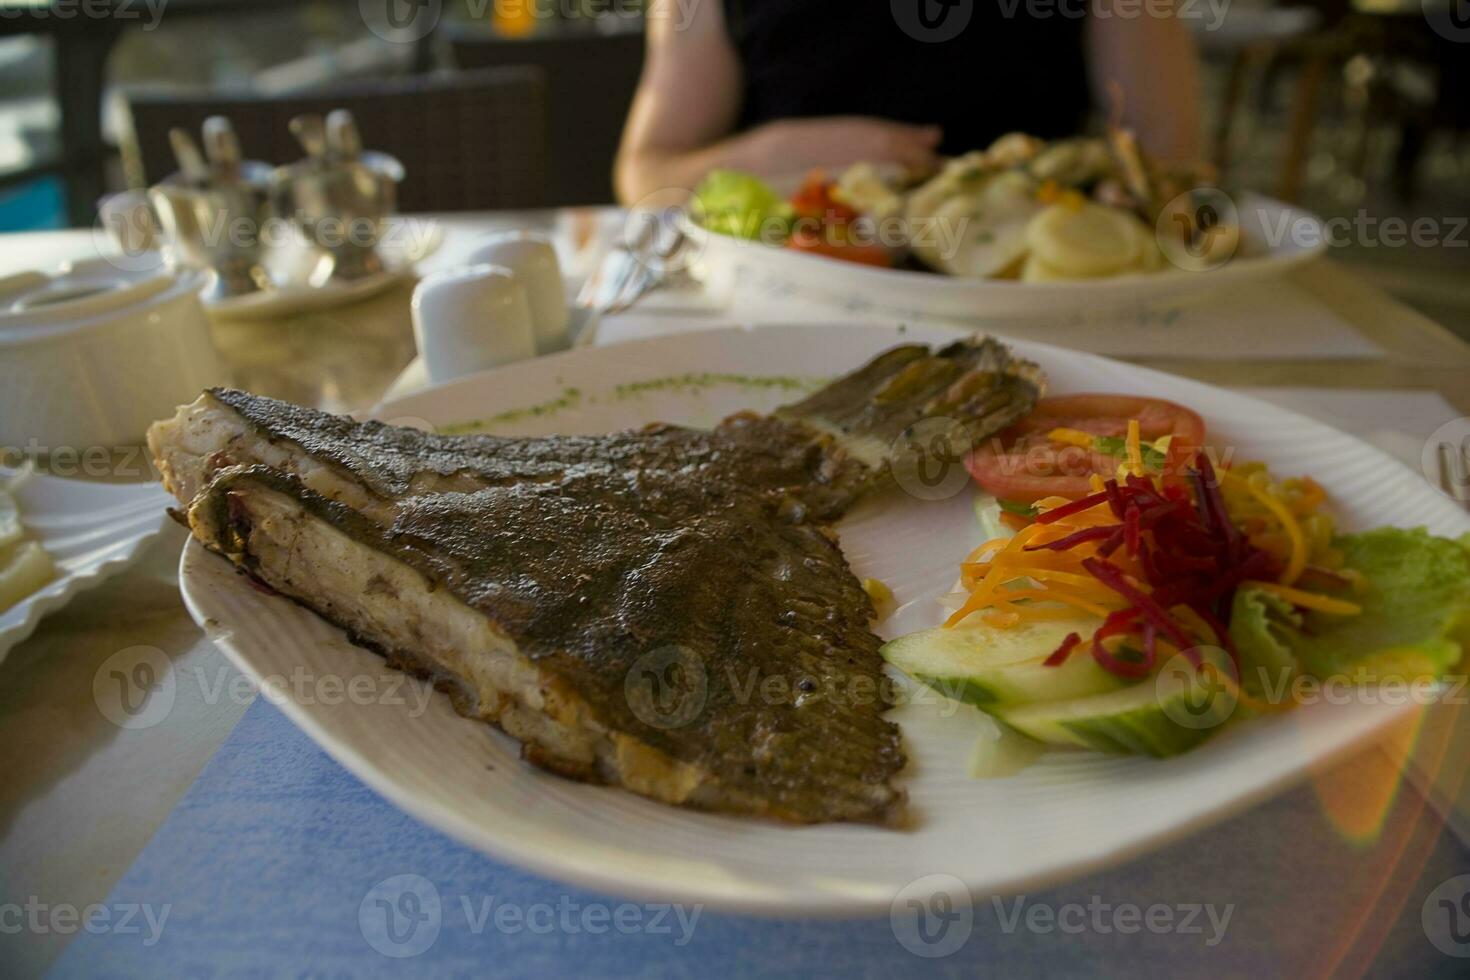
[0,259,225,450]
[0,464,172,664]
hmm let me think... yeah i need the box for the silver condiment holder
[268,111,405,282]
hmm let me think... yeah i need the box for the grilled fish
[150,336,1041,824]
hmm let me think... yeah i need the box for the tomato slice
[786,228,892,267]
[788,171,861,225]
[965,394,1207,502]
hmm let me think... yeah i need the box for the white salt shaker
[464,232,570,353]
[411,264,536,386]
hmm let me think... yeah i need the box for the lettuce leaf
[690,170,790,241]
[1230,587,1302,699]
[1281,528,1470,683]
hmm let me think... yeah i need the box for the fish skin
[152,335,1042,824]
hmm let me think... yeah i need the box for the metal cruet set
[139,111,405,302]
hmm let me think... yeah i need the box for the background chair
[117,67,548,212]
[448,24,643,206]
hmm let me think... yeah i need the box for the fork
[572,208,689,348]
[1436,440,1470,510]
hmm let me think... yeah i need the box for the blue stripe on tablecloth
[49,698,1469,978]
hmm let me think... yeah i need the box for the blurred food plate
[686,193,1326,321]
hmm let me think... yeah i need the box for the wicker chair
[449,25,644,206]
[118,67,548,212]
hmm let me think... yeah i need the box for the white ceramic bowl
[0,257,225,450]
[685,191,1327,321]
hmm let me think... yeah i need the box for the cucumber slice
[994,649,1239,757]
[882,619,1124,707]
[969,717,1045,779]
[972,495,1010,543]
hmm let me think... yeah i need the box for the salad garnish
[882,391,1470,762]
[948,444,1359,682]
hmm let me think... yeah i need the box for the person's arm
[614,0,942,204]
[1085,0,1202,162]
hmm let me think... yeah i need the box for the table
[2,212,1469,977]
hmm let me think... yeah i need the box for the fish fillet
[150,336,1042,824]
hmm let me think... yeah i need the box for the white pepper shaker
[411,264,536,386]
[464,232,570,353]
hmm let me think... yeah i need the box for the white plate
[687,193,1326,320]
[0,467,173,663]
[178,323,1468,915]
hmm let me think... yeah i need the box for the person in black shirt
[615,0,1202,203]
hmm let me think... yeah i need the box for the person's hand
[752,117,943,175]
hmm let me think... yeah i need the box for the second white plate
[688,193,1326,320]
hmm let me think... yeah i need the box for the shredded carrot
[1243,580,1362,616]
[1171,605,1221,646]
[1034,495,1076,512]
[964,538,1012,564]
[1226,472,1307,585]
[1288,477,1326,516]
[1125,419,1144,478]
[1047,427,1095,450]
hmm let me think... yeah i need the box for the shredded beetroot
[1091,610,1152,677]
[1015,455,1275,679]
[1192,452,1244,559]
[1093,640,1154,678]
[1083,558,1197,651]
[1034,489,1111,524]
[1025,525,1119,552]
[1043,632,1082,667]
[1095,526,1127,558]
[1123,505,1141,557]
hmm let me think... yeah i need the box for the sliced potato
[0,540,55,613]
[1020,253,1075,282]
[0,490,20,550]
[1026,202,1147,278]
[911,171,1042,278]
[1133,230,1165,272]
[835,162,904,222]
